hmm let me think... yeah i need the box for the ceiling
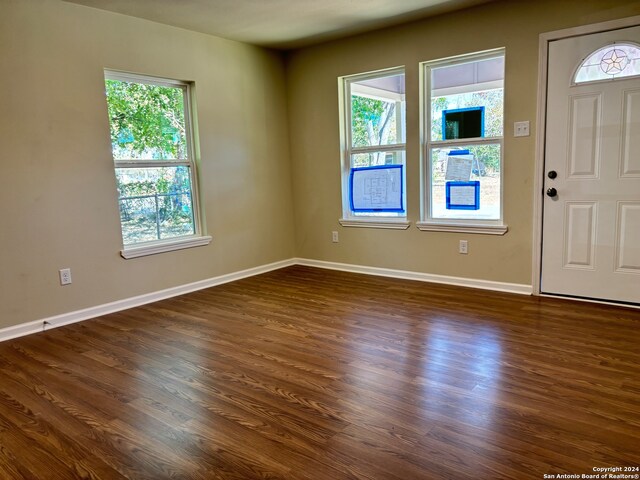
[62,0,495,50]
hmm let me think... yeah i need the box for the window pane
[430,56,504,141]
[575,43,640,84]
[116,166,195,245]
[351,150,404,168]
[431,88,503,141]
[430,144,501,220]
[350,73,405,148]
[105,80,187,160]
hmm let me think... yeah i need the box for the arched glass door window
[574,42,640,84]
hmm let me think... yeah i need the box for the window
[104,71,210,258]
[574,42,640,84]
[339,67,409,228]
[420,49,507,234]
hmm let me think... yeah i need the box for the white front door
[541,26,640,304]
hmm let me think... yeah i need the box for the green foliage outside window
[351,95,397,149]
[105,80,187,160]
[351,95,400,167]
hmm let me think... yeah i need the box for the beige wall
[286,0,640,285]
[0,0,295,328]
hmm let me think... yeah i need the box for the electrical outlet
[59,268,72,285]
[332,231,339,243]
[514,121,530,137]
[459,240,468,254]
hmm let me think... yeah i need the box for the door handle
[547,170,557,179]
[546,187,557,197]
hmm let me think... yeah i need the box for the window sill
[339,218,411,230]
[120,235,212,259]
[416,222,508,235]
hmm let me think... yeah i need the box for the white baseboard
[0,257,532,343]
[0,258,296,343]
[295,258,533,295]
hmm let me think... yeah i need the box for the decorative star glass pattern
[600,48,629,75]
[574,43,640,84]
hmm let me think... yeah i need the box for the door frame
[532,15,640,297]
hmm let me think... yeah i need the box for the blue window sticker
[446,181,480,210]
[350,164,404,212]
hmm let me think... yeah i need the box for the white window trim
[105,70,210,257]
[338,66,409,228]
[120,235,212,259]
[339,218,410,229]
[415,221,507,235]
[419,48,507,235]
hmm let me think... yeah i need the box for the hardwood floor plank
[0,265,638,479]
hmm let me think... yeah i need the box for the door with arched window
[541,26,640,305]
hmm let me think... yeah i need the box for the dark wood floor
[0,266,639,479]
